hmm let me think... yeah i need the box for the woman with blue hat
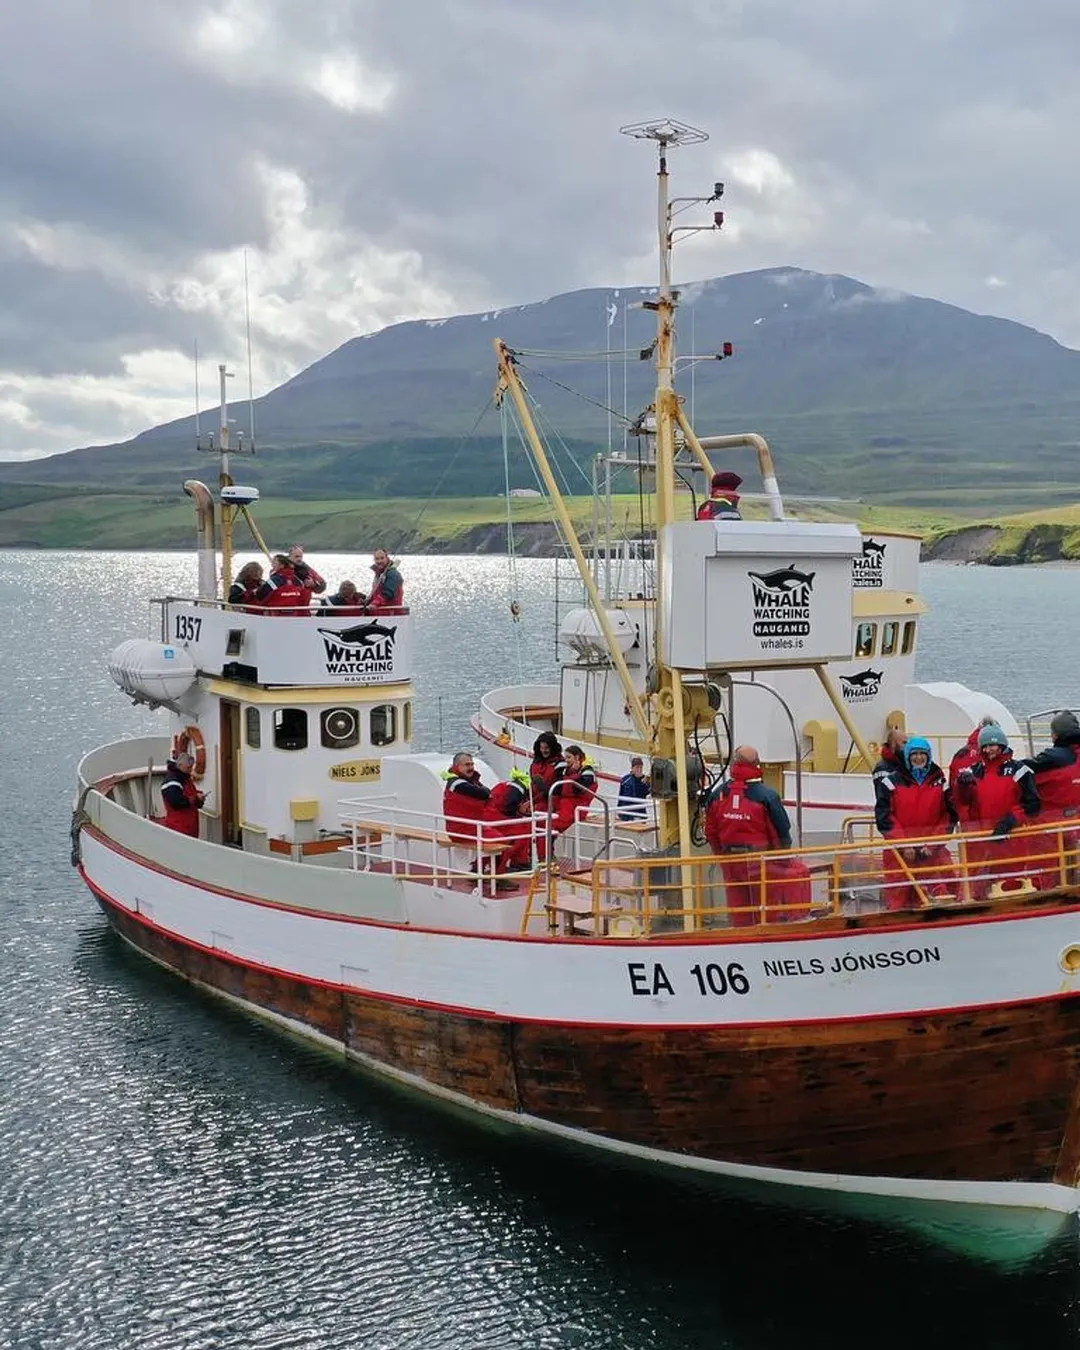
[875,736,958,910]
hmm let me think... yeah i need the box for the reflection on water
[3,552,1080,1347]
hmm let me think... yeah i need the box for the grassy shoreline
[1,485,1076,562]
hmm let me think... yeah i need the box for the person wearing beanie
[1023,710,1080,819]
[874,736,957,910]
[696,470,743,521]
[948,715,999,821]
[1022,710,1080,888]
[954,724,1041,899]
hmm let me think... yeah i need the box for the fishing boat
[73,119,1080,1264]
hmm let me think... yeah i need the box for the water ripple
[2,554,1080,1347]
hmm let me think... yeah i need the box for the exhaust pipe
[183,480,217,600]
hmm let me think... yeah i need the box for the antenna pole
[194,339,201,443]
[218,363,236,590]
[244,249,256,449]
[619,118,709,862]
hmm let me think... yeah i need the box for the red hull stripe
[80,863,1080,1032]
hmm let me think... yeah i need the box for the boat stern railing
[527,818,1080,938]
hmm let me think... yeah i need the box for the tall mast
[619,119,712,852]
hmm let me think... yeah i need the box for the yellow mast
[494,344,652,745]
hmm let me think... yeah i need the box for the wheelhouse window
[273,708,308,751]
[902,621,917,655]
[402,701,413,743]
[880,621,899,657]
[370,704,397,747]
[855,622,877,658]
[245,707,261,749]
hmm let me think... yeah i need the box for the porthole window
[273,708,308,751]
[881,622,898,657]
[902,621,917,655]
[370,704,397,747]
[245,706,261,749]
[321,707,360,749]
[855,622,877,659]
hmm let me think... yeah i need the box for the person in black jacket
[228,560,264,606]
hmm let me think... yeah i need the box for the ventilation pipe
[696,433,784,521]
[183,479,217,600]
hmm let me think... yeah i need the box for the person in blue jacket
[617,757,651,820]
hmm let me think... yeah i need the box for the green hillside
[4,266,1080,517]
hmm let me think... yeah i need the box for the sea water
[1,553,1078,1349]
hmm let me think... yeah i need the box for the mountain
[4,267,1080,506]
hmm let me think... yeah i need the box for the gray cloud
[3,0,1080,457]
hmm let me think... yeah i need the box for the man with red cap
[697,471,743,521]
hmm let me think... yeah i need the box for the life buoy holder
[172,726,207,780]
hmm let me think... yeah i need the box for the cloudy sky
[2,0,1078,460]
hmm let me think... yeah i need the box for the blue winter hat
[978,723,1008,750]
[903,736,932,767]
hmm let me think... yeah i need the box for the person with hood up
[529,732,564,810]
[489,768,542,870]
[875,736,958,910]
[955,723,1041,899]
[696,471,743,521]
[1023,710,1080,888]
[705,747,794,926]
[365,549,404,609]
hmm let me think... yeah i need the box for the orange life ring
[171,726,207,780]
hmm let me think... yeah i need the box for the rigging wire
[514,361,636,430]
[409,395,496,537]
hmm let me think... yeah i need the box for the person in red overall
[696,470,743,521]
[256,556,310,612]
[705,747,793,926]
[489,770,542,870]
[442,752,521,880]
[955,723,1041,899]
[1023,710,1080,889]
[160,752,205,837]
[549,745,598,836]
[529,732,564,810]
[288,545,326,596]
[948,716,998,823]
[366,549,404,609]
[228,559,264,607]
[875,737,958,910]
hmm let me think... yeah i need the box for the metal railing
[337,794,547,894]
[523,818,1080,938]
